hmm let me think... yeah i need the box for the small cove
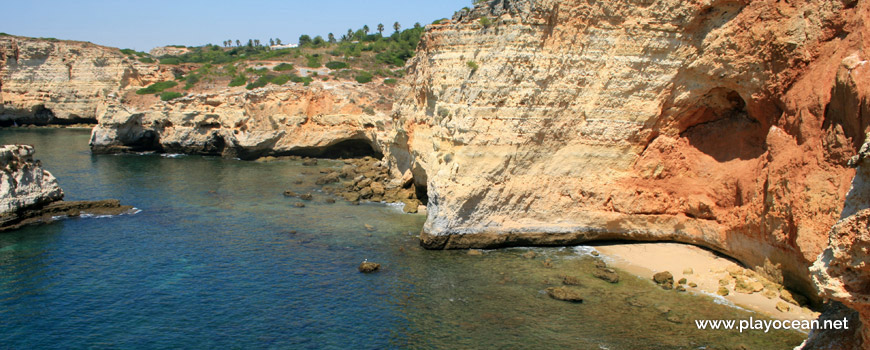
[0,128,806,349]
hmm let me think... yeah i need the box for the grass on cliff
[160,91,183,101]
[136,81,178,95]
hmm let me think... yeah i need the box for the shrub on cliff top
[136,81,178,95]
[228,74,247,87]
[306,54,322,68]
[273,63,294,71]
[355,71,373,84]
[383,78,397,85]
[159,57,181,65]
[325,61,348,70]
[138,57,155,64]
[160,91,183,101]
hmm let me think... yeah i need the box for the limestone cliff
[0,145,63,214]
[810,136,870,347]
[90,81,392,159]
[0,36,167,125]
[385,0,868,300]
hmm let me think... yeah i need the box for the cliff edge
[386,0,866,302]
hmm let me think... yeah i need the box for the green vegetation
[120,49,148,57]
[159,57,181,65]
[290,75,314,85]
[467,61,479,70]
[479,17,492,28]
[160,91,183,101]
[306,54,322,68]
[437,107,450,118]
[145,23,426,90]
[136,81,178,95]
[325,61,348,70]
[273,63,294,71]
[355,71,373,84]
[183,73,200,89]
[228,74,247,87]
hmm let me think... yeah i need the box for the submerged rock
[302,158,318,166]
[546,287,583,303]
[358,261,380,273]
[521,251,537,259]
[562,275,583,286]
[593,268,619,284]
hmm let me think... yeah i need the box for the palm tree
[276,38,282,45]
[393,22,401,33]
[328,33,335,43]
[414,22,421,29]
[254,39,260,47]
[377,23,384,35]
[347,29,354,41]
[269,38,275,46]
[363,25,369,35]
[235,40,241,47]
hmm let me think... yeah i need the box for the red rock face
[387,0,870,305]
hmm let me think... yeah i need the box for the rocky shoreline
[0,199,134,232]
[0,144,133,232]
[268,155,426,212]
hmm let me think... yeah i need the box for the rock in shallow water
[592,268,619,284]
[358,261,380,273]
[653,271,674,290]
[546,287,583,303]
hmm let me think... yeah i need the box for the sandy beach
[593,242,819,323]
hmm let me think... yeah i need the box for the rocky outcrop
[385,0,868,300]
[0,145,63,213]
[0,144,133,231]
[810,137,870,347]
[0,35,168,126]
[90,82,392,160]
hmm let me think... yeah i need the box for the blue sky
[3,0,471,51]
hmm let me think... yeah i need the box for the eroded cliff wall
[90,82,393,160]
[0,145,63,215]
[0,36,165,125]
[386,0,869,296]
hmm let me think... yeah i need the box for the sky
[2,0,471,51]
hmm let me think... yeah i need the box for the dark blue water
[0,129,805,349]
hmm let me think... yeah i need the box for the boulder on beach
[653,271,674,290]
[302,158,318,166]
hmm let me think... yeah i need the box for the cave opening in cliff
[680,88,767,162]
[286,139,383,160]
[0,105,96,127]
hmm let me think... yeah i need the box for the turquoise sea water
[0,129,805,349]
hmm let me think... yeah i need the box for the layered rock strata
[0,36,168,125]
[810,137,870,347]
[0,144,132,231]
[90,82,392,160]
[385,0,868,301]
